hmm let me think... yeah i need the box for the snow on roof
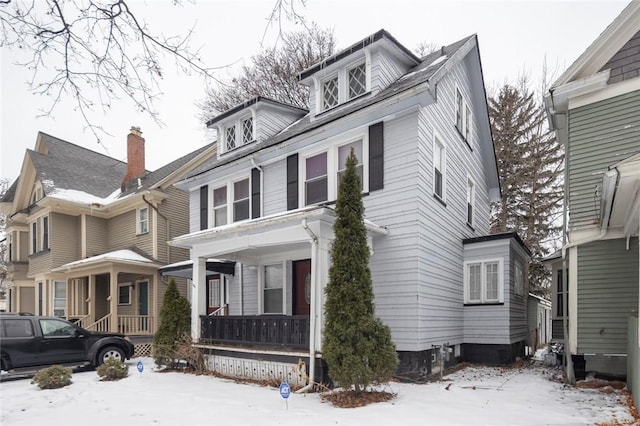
[53,249,156,271]
[47,187,127,206]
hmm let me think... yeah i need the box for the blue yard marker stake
[279,381,291,410]
[137,360,144,377]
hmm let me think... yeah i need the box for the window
[305,152,328,205]
[138,207,149,234]
[225,126,236,151]
[434,136,445,199]
[42,215,49,250]
[8,233,12,262]
[465,259,503,304]
[348,63,366,99]
[263,264,283,314]
[467,178,475,226]
[515,263,524,296]
[556,269,567,317]
[2,319,34,338]
[31,221,37,254]
[39,319,76,337]
[322,76,339,110]
[455,87,472,143]
[208,278,221,308]
[337,140,363,189]
[118,284,132,305]
[53,281,66,317]
[233,179,250,222]
[213,186,228,227]
[242,117,253,144]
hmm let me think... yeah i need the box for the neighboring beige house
[0,129,214,348]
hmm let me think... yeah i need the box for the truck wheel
[98,346,125,365]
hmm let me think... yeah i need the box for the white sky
[0,0,630,183]
[0,358,635,425]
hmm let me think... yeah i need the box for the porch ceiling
[159,258,236,278]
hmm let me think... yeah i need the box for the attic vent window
[348,63,366,99]
[322,76,339,110]
[242,117,253,144]
[226,126,236,151]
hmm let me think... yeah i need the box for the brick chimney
[121,126,146,192]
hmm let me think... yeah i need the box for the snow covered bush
[31,365,72,389]
[96,358,129,381]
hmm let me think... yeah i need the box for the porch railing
[85,314,111,333]
[200,315,310,349]
[118,315,154,335]
[69,314,91,329]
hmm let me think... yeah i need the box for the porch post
[88,275,95,323]
[109,268,118,333]
[191,257,206,342]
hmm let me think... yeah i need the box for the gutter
[298,218,318,393]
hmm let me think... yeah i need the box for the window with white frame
[242,117,253,144]
[233,178,250,222]
[515,262,524,296]
[213,186,228,227]
[455,87,472,143]
[465,259,503,304]
[348,62,366,99]
[433,136,445,200]
[337,140,363,189]
[138,207,149,234]
[263,264,283,314]
[118,283,132,305]
[42,215,49,250]
[225,126,236,151]
[7,233,13,261]
[208,278,221,308]
[53,281,66,317]
[322,75,339,110]
[467,178,475,226]
[305,152,328,205]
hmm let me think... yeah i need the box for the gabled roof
[552,0,640,88]
[185,34,477,180]
[205,96,308,127]
[0,179,18,204]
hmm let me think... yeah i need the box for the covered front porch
[51,249,162,336]
[170,206,387,385]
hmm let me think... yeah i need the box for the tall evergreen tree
[153,279,191,366]
[322,150,398,392]
[488,83,564,296]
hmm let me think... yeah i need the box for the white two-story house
[171,29,530,386]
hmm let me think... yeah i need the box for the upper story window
[138,207,149,235]
[42,216,49,250]
[455,87,472,144]
[305,152,328,205]
[7,233,13,262]
[31,222,37,254]
[213,186,228,227]
[233,179,250,222]
[222,115,255,153]
[225,126,236,151]
[322,76,339,110]
[31,186,43,205]
[337,140,363,189]
[348,63,366,99]
[434,136,446,201]
[242,117,253,144]
[30,215,49,254]
[466,178,475,226]
[464,259,503,304]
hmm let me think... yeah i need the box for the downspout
[143,194,171,263]
[298,218,318,393]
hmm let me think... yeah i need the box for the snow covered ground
[0,357,635,426]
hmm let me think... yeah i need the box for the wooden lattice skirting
[134,343,153,358]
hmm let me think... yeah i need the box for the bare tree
[197,23,336,119]
[414,40,438,57]
[488,78,564,296]
[0,178,11,307]
[0,0,306,139]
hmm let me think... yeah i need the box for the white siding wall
[256,108,304,142]
[370,49,407,95]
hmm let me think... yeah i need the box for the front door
[206,275,222,315]
[138,281,149,332]
[293,259,311,316]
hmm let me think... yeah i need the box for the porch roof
[159,259,236,278]
[601,152,640,237]
[51,249,161,273]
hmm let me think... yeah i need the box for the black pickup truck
[0,314,135,372]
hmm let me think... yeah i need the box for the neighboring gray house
[172,30,530,386]
[545,0,639,405]
[527,293,551,351]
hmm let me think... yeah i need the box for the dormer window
[242,117,253,144]
[225,126,236,151]
[348,63,366,99]
[322,76,339,110]
[222,115,255,153]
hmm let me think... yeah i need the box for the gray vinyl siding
[50,213,80,268]
[226,264,258,315]
[19,231,29,261]
[189,187,200,233]
[370,50,408,96]
[567,90,640,228]
[601,29,640,84]
[255,109,303,142]
[263,160,287,216]
[508,240,528,343]
[86,216,108,256]
[157,187,190,264]
[577,238,639,355]
[107,209,153,255]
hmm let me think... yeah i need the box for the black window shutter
[251,167,261,219]
[287,154,299,210]
[199,185,208,230]
[369,122,384,191]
